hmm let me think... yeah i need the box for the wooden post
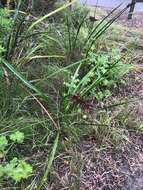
[128,0,143,19]
[128,0,136,19]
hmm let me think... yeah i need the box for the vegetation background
[0,0,142,189]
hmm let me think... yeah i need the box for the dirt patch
[51,133,143,190]
[80,134,143,190]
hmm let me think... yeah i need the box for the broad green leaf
[10,131,24,143]
[0,136,8,151]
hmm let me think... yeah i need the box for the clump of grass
[0,1,141,189]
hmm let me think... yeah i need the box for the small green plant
[0,136,8,153]
[0,131,25,156]
[0,157,33,181]
[0,131,33,182]
[0,8,13,37]
[65,49,133,102]
[10,131,25,143]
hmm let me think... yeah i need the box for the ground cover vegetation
[0,0,142,189]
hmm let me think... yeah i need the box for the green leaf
[10,160,33,181]
[0,165,4,177]
[5,158,33,182]
[4,158,18,175]
[10,131,24,143]
[0,45,5,54]
[0,136,8,151]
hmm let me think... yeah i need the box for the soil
[80,134,143,190]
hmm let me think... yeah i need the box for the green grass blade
[68,61,83,94]
[28,55,65,60]
[86,5,130,55]
[1,58,48,100]
[28,0,77,31]
[74,66,96,94]
[73,11,89,50]
[20,32,61,46]
[46,58,88,79]
[84,3,122,46]
[36,132,59,190]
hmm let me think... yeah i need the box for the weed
[64,49,133,102]
[0,158,32,181]
[0,132,32,182]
